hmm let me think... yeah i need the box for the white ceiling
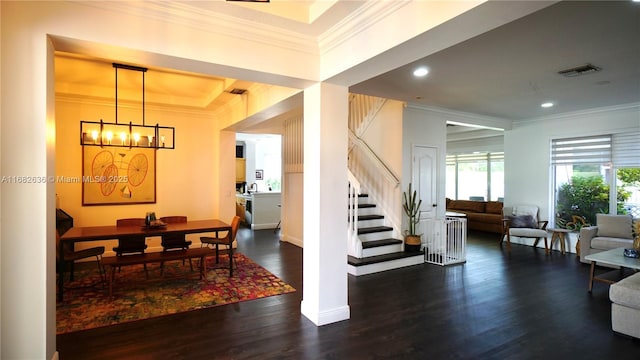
[55,1,640,130]
[352,1,640,121]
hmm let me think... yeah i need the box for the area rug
[56,253,296,334]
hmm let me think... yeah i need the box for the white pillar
[300,82,350,326]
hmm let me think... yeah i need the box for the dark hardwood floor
[57,228,640,359]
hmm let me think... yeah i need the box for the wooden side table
[548,228,572,254]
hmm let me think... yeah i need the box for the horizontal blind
[447,152,504,163]
[612,131,640,167]
[551,135,611,165]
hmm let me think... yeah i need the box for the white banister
[347,170,363,258]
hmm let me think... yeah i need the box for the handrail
[349,130,400,187]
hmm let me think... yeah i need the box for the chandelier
[80,63,175,149]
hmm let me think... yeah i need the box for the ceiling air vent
[229,88,247,95]
[558,63,601,77]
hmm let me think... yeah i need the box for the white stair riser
[358,219,385,228]
[358,231,392,241]
[362,243,403,257]
[354,207,377,216]
[347,255,424,276]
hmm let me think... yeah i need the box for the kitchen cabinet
[235,158,246,182]
[236,192,280,230]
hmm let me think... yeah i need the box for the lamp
[80,63,175,149]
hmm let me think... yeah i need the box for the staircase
[347,192,425,276]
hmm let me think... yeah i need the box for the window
[446,152,504,201]
[552,133,640,229]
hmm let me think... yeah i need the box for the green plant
[556,175,630,228]
[402,183,422,236]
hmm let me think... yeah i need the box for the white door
[412,145,438,220]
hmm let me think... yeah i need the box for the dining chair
[115,218,148,276]
[200,216,241,276]
[56,230,105,300]
[159,215,193,274]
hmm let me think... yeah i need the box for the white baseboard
[300,301,350,326]
[280,234,303,248]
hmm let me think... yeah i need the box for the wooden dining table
[59,219,232,301]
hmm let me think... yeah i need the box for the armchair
[501,205,549,253]
[578,214,634,264]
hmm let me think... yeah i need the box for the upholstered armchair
[578,214,634,264]
[502,205,549,253]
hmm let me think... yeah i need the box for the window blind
[551,135,612,165]
[612,131,640,168]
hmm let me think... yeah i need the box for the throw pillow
[596,214,633,239]
[507,215,538,228]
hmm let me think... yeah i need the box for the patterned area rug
[56,253,295,334]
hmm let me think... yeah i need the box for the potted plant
[402,183,422,252]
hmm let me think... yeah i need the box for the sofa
[445,198,503,233]
[578,214,635,264]
[610,272,640,338]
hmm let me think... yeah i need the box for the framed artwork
[255,169,264,180]
[82,146,156,205]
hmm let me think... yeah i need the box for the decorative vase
[405,234,422,252]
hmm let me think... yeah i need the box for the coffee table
[584,248,640,292]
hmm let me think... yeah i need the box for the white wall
[504,103,640,251]
[282,173,304,247]
[56,98,223,253]
[360,100,404,178]
[0,2,318,357]
[402,105,448,220]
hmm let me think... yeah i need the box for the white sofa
[610,272,640,338]
[578,214,635,264]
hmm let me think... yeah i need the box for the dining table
[58,219,232,301]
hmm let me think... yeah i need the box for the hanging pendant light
[80,63,175,149]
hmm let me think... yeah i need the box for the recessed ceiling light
[541,102,554,108]
[413,67,429,77]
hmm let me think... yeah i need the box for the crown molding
[515,102,640,125]
[74,1,320,55]
[57,93,216,119]
[318,1,409,55]
[405,103,513,131]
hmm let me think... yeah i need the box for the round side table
[548,228,572,254]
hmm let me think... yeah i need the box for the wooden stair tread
[358,226,393,235]
[356,203,376,209]
[358,214,384,221]
[362,238,402,249]
[348,250,425,266]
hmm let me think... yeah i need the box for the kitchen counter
[236,192,281,230]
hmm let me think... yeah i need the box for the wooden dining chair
[56,230,105,301]
[200,216,241,276]
[115,218,148,276]
[159,215,193,274]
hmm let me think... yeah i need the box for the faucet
[250,183,258,192]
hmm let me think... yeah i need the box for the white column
[300,82,350,325]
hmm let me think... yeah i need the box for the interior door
[412,145,438,220]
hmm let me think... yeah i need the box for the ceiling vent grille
[558,63,602,77]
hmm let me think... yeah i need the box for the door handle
[432,204,437,207]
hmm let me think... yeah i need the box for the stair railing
[349,130,400,187]
[348,170,363,258]
[349,94,386,138]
